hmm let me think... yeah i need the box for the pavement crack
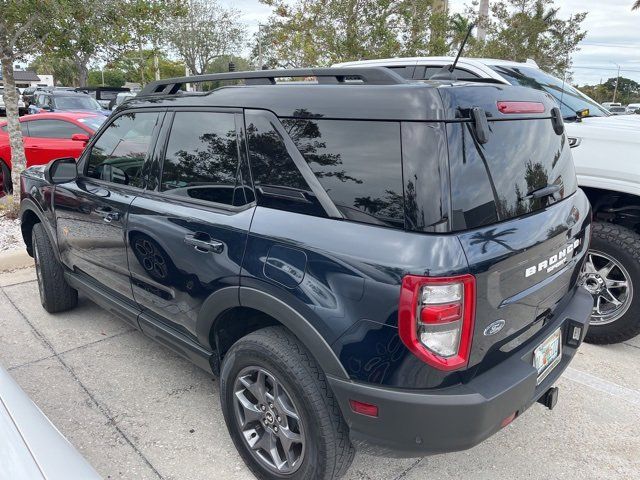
[0,289,164,479]
[392,458,423,480]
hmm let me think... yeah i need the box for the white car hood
[565,115,640,144]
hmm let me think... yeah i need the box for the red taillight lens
[497,101,545,114]
[398,274,476,371]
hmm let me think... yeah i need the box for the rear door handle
[184,234,224,254]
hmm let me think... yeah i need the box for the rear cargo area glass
[447,119,577,231]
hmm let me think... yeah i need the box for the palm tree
[477,0,490,41]
[634,1,640,10]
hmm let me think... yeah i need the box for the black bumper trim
[328,287,593,457]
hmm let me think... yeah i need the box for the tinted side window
[26,120,85,139]
[86,111,159,187]
[282,119,404,228]
[245,111,325,217]
[160,112,243,206]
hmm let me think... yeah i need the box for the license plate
[533,328,562,384]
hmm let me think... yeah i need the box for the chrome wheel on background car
[233,366,305,475]
[582,250,634,325]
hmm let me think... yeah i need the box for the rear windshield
[447,119,577,231]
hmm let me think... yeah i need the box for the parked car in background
[602,102,622,109]
[608,106,629,115]
[110,90,137,110]
[626,103,640,114]
[75,86,131,109]
[0,87,28,116]
[336,56,640,345]
[19,68,593,479]
[0,112,104,196]
[22,86,45,107]
[0,366,100,480]
[28,90,111,116]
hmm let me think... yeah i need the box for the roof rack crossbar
[138,67,406,96]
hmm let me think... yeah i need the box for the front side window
[282,118,404,228]
[26,119,86,139]
[160,111,243,206]
[85,111,159,187]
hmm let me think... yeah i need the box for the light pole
[611,62,621,103]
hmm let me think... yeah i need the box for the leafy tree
[256,0,449,67]
[165,0,246,78]
[465,0,587,77]
[52,0,184,87]
[579,77,640,105]
[87,69,126,87]
[634,1,640,10]
[110,49,186,84]
[28,55,76,86]
[0,0,61,208]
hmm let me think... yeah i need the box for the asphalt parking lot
[1,266,639,480]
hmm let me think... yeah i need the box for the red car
[0,112,105,196]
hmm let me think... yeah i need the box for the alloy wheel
[582,250,634,325]
[233,366,305,475]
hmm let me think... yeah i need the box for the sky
[221,0,640,86]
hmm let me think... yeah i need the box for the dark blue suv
[19,68,593,480]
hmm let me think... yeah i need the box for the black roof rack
[138,67,407,97]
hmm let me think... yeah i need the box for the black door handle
[184,233,224,254]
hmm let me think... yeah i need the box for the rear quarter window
[282,119,404,229]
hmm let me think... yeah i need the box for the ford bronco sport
[19,68,593,480]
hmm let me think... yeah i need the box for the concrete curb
[0,249,32,272]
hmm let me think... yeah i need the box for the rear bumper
[328,287,593,457]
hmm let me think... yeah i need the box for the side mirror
[71,133,90,144]
[44,157,77,184]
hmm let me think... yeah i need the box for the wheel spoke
[594,295,603,315]
[235,391,263,427]
[239,371,267,404]
[598,261,615,278]
[255,431,286,471]
[606,279,628,289]
[274,384,298,421]
[583,255,597,274]
[602,289,622,307]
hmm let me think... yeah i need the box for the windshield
[490,65,610,119]
[54,95,102,111]
[78,116,106,131]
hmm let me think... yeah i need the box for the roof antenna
[430,23,475,80]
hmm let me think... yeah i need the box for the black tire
[220,326,354,480]
[584,222,640,344]
[32,223,78,313]
[0,159,11,197]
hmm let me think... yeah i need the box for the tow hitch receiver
[538,386,559,410]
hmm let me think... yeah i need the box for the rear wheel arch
[198,287,350,380]
[20,204,46,257]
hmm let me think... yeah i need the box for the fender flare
[196,286,350,380]
[19,198,59,260]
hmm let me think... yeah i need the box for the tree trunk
[0,56,26,209]
[75,58,89,87]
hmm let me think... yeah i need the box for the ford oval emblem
[484,319,506,336]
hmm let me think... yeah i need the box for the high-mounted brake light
[398,275,476,371]
[497,101,545,114]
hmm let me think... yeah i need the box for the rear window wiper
[526,184,561,199]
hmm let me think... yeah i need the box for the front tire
[220,327,354,480]
[32,223,78,313]
[583,222,640,344]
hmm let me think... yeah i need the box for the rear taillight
[398,274,476,371]
[497,101,545,114]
